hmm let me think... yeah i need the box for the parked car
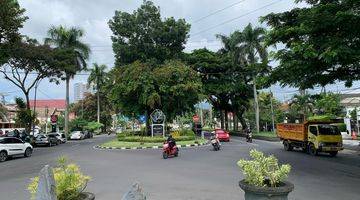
[70,131,85,140]
[214,129,230,142]
[34,134,58,147]
[48,133,66,144]
[0,137,33,162]
[83,130,93,139]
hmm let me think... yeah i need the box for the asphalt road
[0,135,359,200]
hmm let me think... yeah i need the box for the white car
[70,131,84,140]
[48,133,67,143]
[0,137,33,162]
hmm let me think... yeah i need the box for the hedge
[117,135,195,143]
[332,123,347,132]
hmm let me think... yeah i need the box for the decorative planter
[239,180,294,200]
[79,192,95,200]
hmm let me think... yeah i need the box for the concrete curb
[94,142,208,150]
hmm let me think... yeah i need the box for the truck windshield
[318,125,340,135]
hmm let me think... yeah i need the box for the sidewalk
[343,139,360,151]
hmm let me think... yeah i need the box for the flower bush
[237,149,291,187]
[28,156,91,200]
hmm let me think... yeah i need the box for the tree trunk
[253,77,260,134]
[97,87,100,123]
[236,109,247,131]
[225,110,229,130]
[220,110,224,129]
[24,91,31,133]
[233,112,238,131]
[65,76,70,136]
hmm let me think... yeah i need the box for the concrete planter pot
[239,180,294,200]
[79,192,95,200]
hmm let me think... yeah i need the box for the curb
[94,142,208,150]
[230,134,280,142]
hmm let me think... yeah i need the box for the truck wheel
[308,144,318,156]
[283,141,293,151]
[329,151,338,157]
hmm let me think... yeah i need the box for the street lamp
[32,80,42,136]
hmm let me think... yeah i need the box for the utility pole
[32,80,41,135]
[253,77,260,133]
[270,88,275,134]
[45,106,48,134]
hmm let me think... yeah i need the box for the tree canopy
[108,0,190,65]
[0,0,28,64]
[262,0,360,89]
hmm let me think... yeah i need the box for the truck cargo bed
[277,123,307,142]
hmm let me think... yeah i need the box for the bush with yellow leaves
[237,149,291,187]
[28,156,91,200]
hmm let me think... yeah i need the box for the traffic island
[96,138,208,150]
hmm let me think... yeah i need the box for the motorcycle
[210,136,221,151]
[246,129,253,143]
[162,141,179,159]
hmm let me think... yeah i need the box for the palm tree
[232,23,268,133]
[88,63,107,123]
[44,25,90,136]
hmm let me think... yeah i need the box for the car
[34,134,58,147]
[83,130,93,139]
[214,129,230,142]
[0,137,33,162]
[48,133,66,144]
[70,131,85,140]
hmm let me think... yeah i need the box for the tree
[108,0,190,65]
[14,97,35,132]
[262,0,360,89]
[0,39,63,110]
[109,60,202,132]
[313,93,344,117]
[0,0,28,64]
[227,23,269,133]
[88,63,107,123]
[45,26,91,136]
[69,117,88,132]
[288,93,314,122]
[72,93,113,132]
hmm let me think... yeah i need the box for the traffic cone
[351,131,357,140]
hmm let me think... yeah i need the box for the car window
[0,138,5,144]
[11,138,23,144]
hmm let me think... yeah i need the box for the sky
[1,0,359,104]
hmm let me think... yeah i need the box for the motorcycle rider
[245,127,252,142]
[167,135,176,150]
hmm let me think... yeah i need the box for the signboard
[193,115,199,123]
[150,109,165,137]
[152,124,164,136]
[50,115,58,124]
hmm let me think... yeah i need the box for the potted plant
[237,149,293,200]
[28,156,95,200]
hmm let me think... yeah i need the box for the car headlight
[319,142,325,147]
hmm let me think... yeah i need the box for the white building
[74,83,89,102]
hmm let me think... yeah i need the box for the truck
[276,121,343,156]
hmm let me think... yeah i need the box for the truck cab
[307,124,343,156]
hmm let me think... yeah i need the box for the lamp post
[32,80,42,136]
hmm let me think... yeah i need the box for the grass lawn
[100,138,207,148]
[253,131,278,138]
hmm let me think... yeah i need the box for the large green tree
[262,0,360,89]
[0,0,28,64]
[108,0,190,65]
[44,26,91,136]
[88,63,107,123]
[224,23,269,133]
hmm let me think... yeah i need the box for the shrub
[117,135,195,143]
[237,149,291,187]
[179,129,195,137]
[332,123,346,132]
[308,115,335,122]
[28,156,90,200]
[84,121,103,133]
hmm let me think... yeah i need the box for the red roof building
[29,99,66,109]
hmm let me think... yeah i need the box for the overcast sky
[1,0,357,104]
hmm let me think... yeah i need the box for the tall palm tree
[44,25,90,136]
[232,23,268,133]
[88,63,107,123]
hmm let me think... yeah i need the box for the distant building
[29,99,69,123]
[340,89,360,117]
[74,82,90,102]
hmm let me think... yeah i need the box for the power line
[192,0,247,23]
[191,0,284,37]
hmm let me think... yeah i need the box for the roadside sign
[50,115,58,123]
[193,115,199,123]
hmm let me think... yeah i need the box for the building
[340,89,360,117]
[74,82,90,102]
[29,99,67,123]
